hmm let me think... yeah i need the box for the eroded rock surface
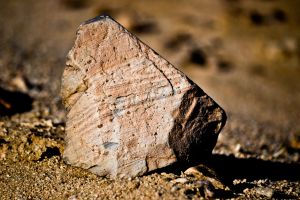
[61,15,226,178]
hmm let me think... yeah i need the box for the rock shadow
[151,154,300,183]
[0,87,33,116]
[206,154,300,182]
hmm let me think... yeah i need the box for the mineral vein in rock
[61,15,226,178]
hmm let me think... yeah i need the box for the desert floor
[0,0,300,199]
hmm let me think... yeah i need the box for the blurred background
[0,0,300,162]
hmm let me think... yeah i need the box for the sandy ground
[0,0,300,199]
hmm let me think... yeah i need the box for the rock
[61,15,226,178]
[11,75,28,92]
[184,165,225,190]
[68,195,78,200]
[170,185,180,192]
[198,180,216,198]
[171,178,189,184]
[253,187,274,198]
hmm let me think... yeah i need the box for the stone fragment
[184,165,225,190]
[171,178,189,184]
[11,75,28,92]
[253,187,274,198]
[61,15,226,178]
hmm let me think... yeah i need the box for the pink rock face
[61,16,226,178]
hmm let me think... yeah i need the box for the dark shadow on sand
[206,154,300,182]
[150,154,300,183]
[0,87,33,116]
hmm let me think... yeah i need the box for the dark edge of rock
[83,14,111,25]
[169,83,227,164]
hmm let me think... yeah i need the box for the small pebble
[203,183,215,198]
[234,143,241,153]
[184,167,201,177]
[171,185,179,192]
[171,177,188,184]
[273,148,285,158]
[254,187,274,198]
[233,179,247,185]
[11,76,28,92]
[68,195,78,200]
